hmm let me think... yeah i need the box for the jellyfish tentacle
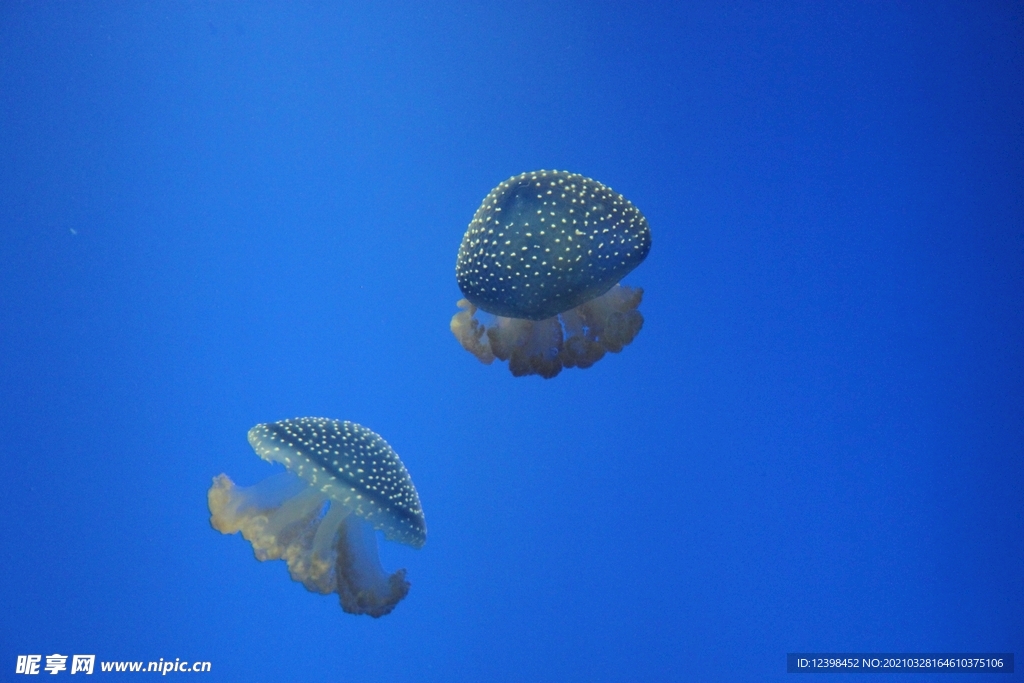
[450,283,643,378]
[335,516,410,618]
[450,299,495,364]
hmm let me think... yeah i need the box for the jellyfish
[451,170,652,379]
[207,417,426,618]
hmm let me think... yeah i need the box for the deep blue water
[1,2,1021,681]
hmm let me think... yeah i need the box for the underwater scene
[1,2,1021,681]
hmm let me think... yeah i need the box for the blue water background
[1,2,1021,681]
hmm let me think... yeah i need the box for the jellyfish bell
[451,170,651,378]
[207,417,425,618]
